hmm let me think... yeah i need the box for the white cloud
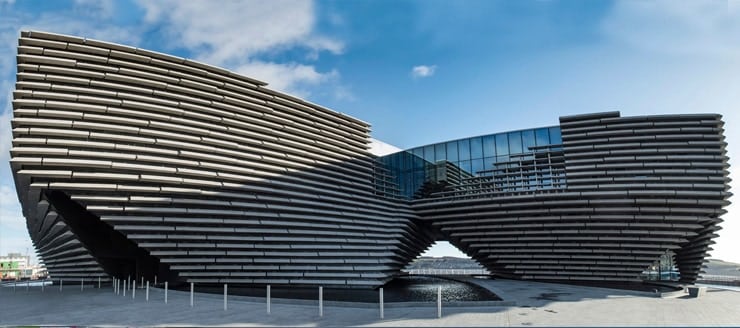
[0,183,33,261]
[332,85,355,102]
[235,61,338,98]
[0,0,142,261]
[0,95,11,166]
[411,65,437,79]
[73,0,115,18]
[0,185,21,221]
[602,0,740,57]
[137,0,343,96]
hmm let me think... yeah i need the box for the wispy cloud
[601,0,740,57]
[0,0,147,261]
[411,65,437,79]
[137,0,343,96]
[235,61,339,99]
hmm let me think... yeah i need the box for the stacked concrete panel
[10,31,730,288]
[10,31,431,287]
[413,112,730,283]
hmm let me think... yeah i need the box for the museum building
[10,31,730,288]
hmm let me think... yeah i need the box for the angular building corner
[9,31,731,288]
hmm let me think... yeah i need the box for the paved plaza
[1,278,739,326]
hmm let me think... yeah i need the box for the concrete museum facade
[9,31,731,288]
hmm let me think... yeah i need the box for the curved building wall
[406,112,730,283]
[10,31,431,287]
[9,31,730,288]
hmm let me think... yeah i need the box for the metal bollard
[267,285,271,314]
[146,281,149,301]
[123,280,126,297]
[81,278,84,291]
[154,275,157,286]
[132,280,136,299]
[127,275,130,291]
[59,279,63,292]
[380,287,384,319]
[190,282,194,307]
[98,277,101,289]
[319,286,323,317]
[224,284,228,311]
[165,281,168,304]
[141,276,144,289]
[437,286,442,318]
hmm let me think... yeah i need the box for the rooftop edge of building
[19,30,372,129]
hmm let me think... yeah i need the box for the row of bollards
[6,277,445,319]
[4,276,111,294]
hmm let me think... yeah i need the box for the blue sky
[1,0,739,263]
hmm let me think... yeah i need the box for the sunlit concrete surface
[1,279,739,327]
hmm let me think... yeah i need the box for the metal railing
[403,269,489,275]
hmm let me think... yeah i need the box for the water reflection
[382,275,500,302]
[185,275,500,302]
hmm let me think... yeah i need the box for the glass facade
[378,126,563,199]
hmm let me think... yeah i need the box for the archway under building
[402,241,490,276]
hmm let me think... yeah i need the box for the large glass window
[434,143,446,162]
[412,147,423,159]
[522,130,536,151]
[495,134,509,155]
[484,156,497,171]
[482,135,496,158]
[470,137,483,159]
[446,141,458,162]
[535,128,550,146]
[458,160,472,174]
[508,131,523,154]
[458,139,471,161]
[423,145,435,162]
[471,158,484,175]
[549,127,562,144]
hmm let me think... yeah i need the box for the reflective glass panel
[482,135,496,158]
[459,160,472,174]
[471,158,484,175]
[446,141,459,162]
[434,143,446,162]
[470,137,483,159]
[412,147,423,159]
[535,128,550,146]
[549,127,562,144]
[423,145,435,162]
[508,131,523,154]
[458,139,471,161]
[522,130,536,151]
[484,156,496,170]
[495,134,509,155]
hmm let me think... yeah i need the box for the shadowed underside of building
[10,31,731,288]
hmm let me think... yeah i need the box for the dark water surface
[179,275,500,302]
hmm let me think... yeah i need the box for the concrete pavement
[1,278,739,326]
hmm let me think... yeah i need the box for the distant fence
[697,274,740,287]
[403,269,489,275]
